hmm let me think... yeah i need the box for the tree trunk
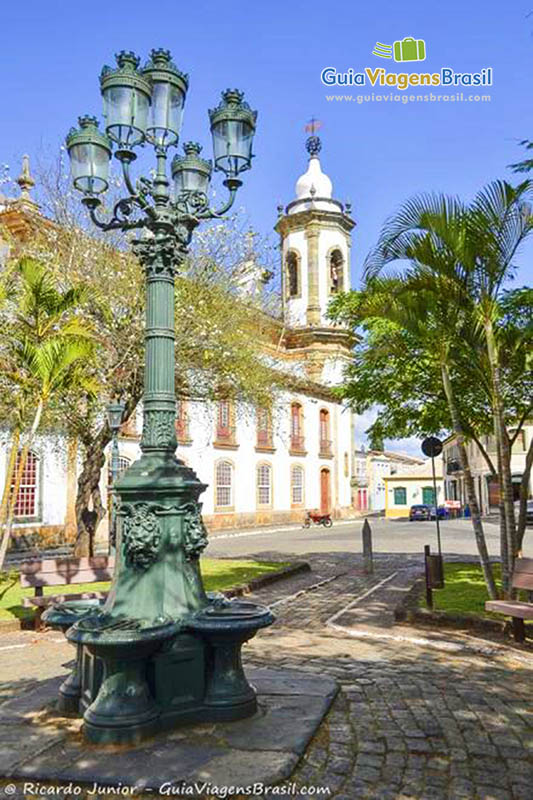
[74,427,111,557]
[496,443,509,596]
[485,319,517,572]
[441,363,498,598]
[516,434,533,553]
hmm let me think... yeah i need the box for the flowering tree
[2,150,281,556]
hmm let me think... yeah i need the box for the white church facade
[1,137,359,548]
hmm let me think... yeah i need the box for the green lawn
[0,558,290,623]
[423,561,532,628]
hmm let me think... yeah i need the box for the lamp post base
[64,599,274,745]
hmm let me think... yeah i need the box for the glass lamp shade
[171,142,212,197]
[66,115,112,195]
[143,49,188,148]
[209,89,257,177]
[106,401,125,432]
[100,51,151,148]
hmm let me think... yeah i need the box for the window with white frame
[13,450,40,519]
[215,460,233,507]
[108,456,130,485]
[291,465,304,505]
[257,463,272,506]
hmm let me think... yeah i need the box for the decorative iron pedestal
[42,599,104,714]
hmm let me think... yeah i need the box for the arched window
[13,450,40,519]
[257,463,272,507]
[290,402,305,452]
[215,460,233,507]
[319,409,331,456]
[286,250,300,298]
[291,465,304,505]
[329,248,344,294]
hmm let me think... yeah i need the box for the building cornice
[274,207,355,237]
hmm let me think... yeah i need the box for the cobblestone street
[244,553,533,800]
[1,552,532,800]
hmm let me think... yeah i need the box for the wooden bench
[485,557,533,642]
[19,556,115,629]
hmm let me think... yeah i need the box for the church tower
[274,135,355,383]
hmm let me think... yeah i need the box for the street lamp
[106,401,125,554]
[63,49,272,746]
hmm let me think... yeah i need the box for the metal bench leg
[512,617,525,643]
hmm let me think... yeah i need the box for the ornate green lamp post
[63,49,273,746]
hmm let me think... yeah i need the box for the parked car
[409,504,432,521]
[514,499,533,526]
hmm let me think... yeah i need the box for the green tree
[332,182,533,595]
[0,258,97,567]
[331,270,498,598]
[8,153,282,555]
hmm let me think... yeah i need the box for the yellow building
[384,458,444,518]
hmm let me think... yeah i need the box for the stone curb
[0,561,312,633]
[394,575,507,635]
[223,560,311,598]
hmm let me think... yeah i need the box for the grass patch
[0,558,291,623]
[422,562,533,632]
[424,562,503,618]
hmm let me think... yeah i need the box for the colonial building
[1,139,360,548]
[352,447,425,512]
[384,458,444,519]
[442,426,533,515]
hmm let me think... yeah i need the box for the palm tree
[464,181,533,579]
[0,259,97,569]
[349,270,498,599]
[364,183,533,593]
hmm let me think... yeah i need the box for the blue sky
[1,1,531,452]
[1,0,532,286]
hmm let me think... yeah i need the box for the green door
[422,486,435,505]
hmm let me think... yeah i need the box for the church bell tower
[274,135,355,382]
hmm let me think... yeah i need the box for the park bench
[19,555,114,629]
[485,557,533,642]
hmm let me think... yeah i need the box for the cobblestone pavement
[0,552,532,800]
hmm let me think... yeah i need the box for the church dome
[288,136,342,215]
[295,152,333,200]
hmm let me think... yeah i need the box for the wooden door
[320,468,331,514]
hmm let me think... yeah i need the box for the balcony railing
[319,438,333,456]
[257,429,274,449]
[446,459,462,474]
[215,425,237,446]
[290,434,306,453]
[175,415,190,443]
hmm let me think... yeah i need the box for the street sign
[421,436,443,458]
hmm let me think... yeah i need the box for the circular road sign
[421,436,443,458]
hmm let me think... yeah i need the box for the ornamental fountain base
[58,598,273,745]
[45,453,276,746]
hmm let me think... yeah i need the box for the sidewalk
[1,552,532,799]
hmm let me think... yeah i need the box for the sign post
[421,436,444,588]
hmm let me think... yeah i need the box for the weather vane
[305,117,323,135]
[305,118,323,157]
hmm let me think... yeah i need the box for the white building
[352,447,425,512]
[2,140,360,548]
[384,458,444,519]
